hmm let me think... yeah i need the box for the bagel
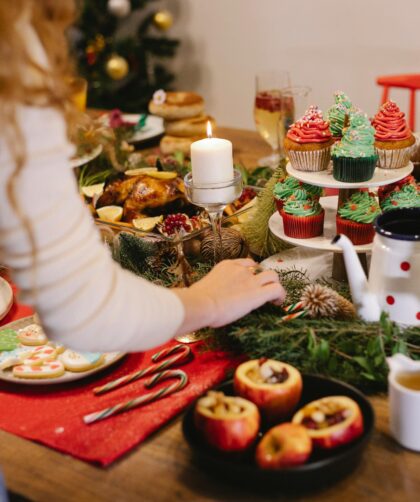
[160,135,205,156]
[149,91,204,120]
[164,115,216,138]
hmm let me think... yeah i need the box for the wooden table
[2,128,420,502]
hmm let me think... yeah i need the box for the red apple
[234,359,303,422]
[194,391,260,452]
[292,396,364,449]
[255,423,312,469]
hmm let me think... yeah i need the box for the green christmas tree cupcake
[381,184,420,212]
[273,176,323,210]
[281,197,324,238]
[336,191,381,244]
[327,91,353,140]
[332,112,378,182]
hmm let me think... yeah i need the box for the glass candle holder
[183,170,243,263]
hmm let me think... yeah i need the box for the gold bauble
[106,54,129,80]
[153,10,173,31]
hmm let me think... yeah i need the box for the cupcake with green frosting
[381,184,420,212]
[273,176,324,210]
[336,191,381,244]
[327,91,353,140]
[331,111,378,182]
[281,197,325,238]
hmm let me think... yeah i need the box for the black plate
[182,374,375,492]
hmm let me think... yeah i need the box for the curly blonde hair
[0,0,78,281]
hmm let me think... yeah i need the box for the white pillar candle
[191,137,234,184]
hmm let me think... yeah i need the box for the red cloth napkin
[0,281,239,466]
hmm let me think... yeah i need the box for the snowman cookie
[13,360,65,379]
[0,347,33,370]
[60,350,105,372]
[18,324,48,346]
[23,345,57,366]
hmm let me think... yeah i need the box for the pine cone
[301,284,356,320]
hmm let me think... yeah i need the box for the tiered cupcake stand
[269,161,414,281]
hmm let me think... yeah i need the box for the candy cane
[84,369,188,425]
[93,344,191,395]
[281,310,307,322]
[282,301,305,314]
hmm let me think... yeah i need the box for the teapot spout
[332,234,381,322]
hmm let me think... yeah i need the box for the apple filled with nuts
[234,359,303,422]
[194,391,260,452]
[255,423,312,469]
[292,396,364,449]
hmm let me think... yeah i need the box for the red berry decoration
[386,295,395,305]
[400,262,411,271]
[160,213,192,237]
[417,312,420,321]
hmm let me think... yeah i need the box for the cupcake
[281,197,324,238]
[380,184,420,212]
[377,174,417,204]
[336,191,381,245]
[332,111,377,182]
[372,101,415,169]
[284,105,334,172]
[273,176,323,210]
[327,91,353,140]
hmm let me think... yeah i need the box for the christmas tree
[72,0,179,112]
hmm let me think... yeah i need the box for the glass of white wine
[254,70,290,167]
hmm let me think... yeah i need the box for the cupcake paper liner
[286,147,331,172]
[332,155,377,183]
[281,209,325,239]
[375,145,413,169]
[336,215,375,245]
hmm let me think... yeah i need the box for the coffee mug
[387,354,420,451]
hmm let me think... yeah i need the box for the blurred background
[75,0,420,128]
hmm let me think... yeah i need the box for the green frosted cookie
[0,329,19,351]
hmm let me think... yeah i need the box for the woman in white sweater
[0,0,285,353]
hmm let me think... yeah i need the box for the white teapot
[333,207,420,326]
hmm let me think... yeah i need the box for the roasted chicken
[96,175,186,221]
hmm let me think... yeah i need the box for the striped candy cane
[84,369,188,425]
[281,310,307,322]
[282,301,305,314]
[93,344,191,395]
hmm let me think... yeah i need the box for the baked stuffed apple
[234,359,303,422]
[292,396,364,449]
[194,391,260,452]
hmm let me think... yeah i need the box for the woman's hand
[174,258,286,334]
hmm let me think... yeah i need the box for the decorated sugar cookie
[0,347,33,370]
[13,361,65,379]
[48,341,65,354]
[23,345,57,366]
[60,349,104,372]
[0,329,19,351]
[18,324,48,346]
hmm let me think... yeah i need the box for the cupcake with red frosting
[284,105,334,172]
[371,101,415,169]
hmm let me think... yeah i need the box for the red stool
[376,74,420,130]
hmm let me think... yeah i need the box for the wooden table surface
[2,128,419,502]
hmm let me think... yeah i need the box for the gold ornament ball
[153,10,173,31]
[106,55,129,80]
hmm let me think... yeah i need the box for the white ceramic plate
[0,278,13,322]
[286,161,414,189]
[0,316,125,385]
[269,196,373,253]
[106,113,164,144]
[70,144,103,169]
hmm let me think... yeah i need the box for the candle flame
[206,120,213,138]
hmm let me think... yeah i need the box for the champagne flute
[254,70,290,167]
[278,85,312,150]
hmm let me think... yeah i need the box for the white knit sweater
[0,24,184,352]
